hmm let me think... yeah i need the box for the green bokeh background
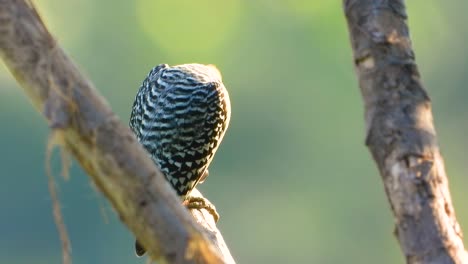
[1,1,467,263]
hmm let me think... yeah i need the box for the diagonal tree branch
[0,0,234,263]
[343,0,468,263]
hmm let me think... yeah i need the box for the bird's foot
[184,196,219,222]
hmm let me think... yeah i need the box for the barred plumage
[130,63,230,197]
[130,63,230,256]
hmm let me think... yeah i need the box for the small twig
[46,132,72,264]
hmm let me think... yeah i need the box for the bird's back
[129,63,230,198]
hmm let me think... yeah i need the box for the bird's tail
[135,240,146,257]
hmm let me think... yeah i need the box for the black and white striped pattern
[129,63,231,198]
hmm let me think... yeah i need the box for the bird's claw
[184,196,220,222]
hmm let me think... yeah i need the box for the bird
[129,63,231,256]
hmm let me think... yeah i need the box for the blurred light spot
[407,1,455,71]
[255,0,336,23]
[136,0,242,59]
[34,0,95,48]
[284,0,336,21]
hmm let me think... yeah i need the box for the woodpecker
[129,63,231,256]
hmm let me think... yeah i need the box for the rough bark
[344,0,468,263]
[0,0,234,263]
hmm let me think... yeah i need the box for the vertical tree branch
[0,0,234,263]
[343,0,468,263]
